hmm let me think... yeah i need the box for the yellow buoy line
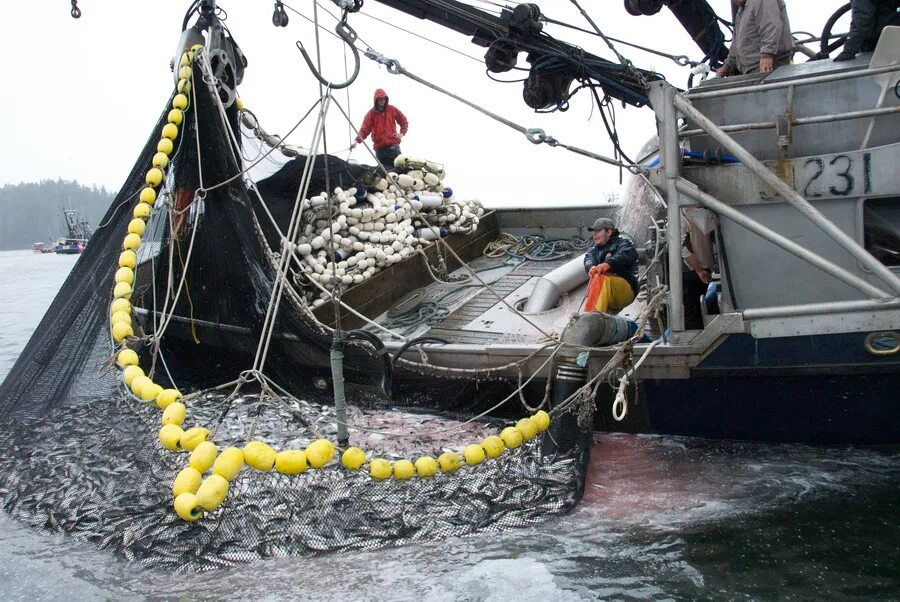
[109,46,552,522]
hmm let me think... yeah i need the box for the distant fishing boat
[31,242,54,254]
[53,209,92,254]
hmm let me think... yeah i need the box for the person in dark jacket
[834,0,900,61]
[582,217,639,314]
[351,88,409,168]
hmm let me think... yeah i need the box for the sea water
[0,249,897,600]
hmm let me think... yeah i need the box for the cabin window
[863,197,900,267]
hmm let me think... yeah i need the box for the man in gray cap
[583,217,639,313]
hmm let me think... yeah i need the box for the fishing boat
[31,242,54,254]
[119,1,900,445]
[0,0,896,563]
[52,209,91,254]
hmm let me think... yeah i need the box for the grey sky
[0,0,848,206]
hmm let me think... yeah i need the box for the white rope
[612,338,660,421]
[252,91,334,375]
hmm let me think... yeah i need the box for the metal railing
[647,80,900,334]
[679,105,900,138]
[685,63,900,100]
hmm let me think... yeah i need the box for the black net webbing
[0,67,594,569]
[0,99,175,420]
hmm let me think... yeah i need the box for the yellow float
[162,401,187,426]
[190,441,218,473]
[213,447,244,480]
[275,450,308,475]
[438,451,461,473]
[392,459,415,480]
[243,441,276,471]
[369,458,392,480]
[341,447,366,470]
[173,466,202,497]
[195,474,228,511]
[179,427,209,451]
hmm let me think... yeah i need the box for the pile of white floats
[287,158,485,308]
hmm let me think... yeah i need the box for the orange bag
[582,273,605,313]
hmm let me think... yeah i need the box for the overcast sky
[0,0,849,206]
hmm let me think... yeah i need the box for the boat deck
[367,254,583,345]
[426,256,573,344]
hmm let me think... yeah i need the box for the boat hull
[595,332,900,445]
[149,313,899,444]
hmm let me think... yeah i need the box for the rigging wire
[356,9,485,65]
[568,0,642,82]
[541,14,698,67]
[466,0,511,15]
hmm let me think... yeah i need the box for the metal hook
[295,18,360,90]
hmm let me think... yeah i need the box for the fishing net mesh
[0,69,593,569]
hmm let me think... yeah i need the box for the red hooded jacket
[355,89,408,150]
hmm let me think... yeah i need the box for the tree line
[0,180,117,250]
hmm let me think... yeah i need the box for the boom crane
[357,0,664,109]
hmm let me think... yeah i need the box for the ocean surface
[0,248,897,601]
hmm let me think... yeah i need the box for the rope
[484,233,590,261]
[611,338,660,421]
[251,92,334,378]
[360,50,641,172]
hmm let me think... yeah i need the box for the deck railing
[646,78,900,335]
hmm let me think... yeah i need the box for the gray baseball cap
[587,217,616,231]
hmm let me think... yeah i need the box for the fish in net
[0,46,594,569]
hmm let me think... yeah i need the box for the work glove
[590,263,611,276]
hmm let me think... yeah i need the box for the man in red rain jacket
[350,89,409,168]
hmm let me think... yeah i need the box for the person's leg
[594,275,636,314]
[376,145,401,169]
[836,0,877,60]
[682,270,707,329]
[705,281,720,316]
